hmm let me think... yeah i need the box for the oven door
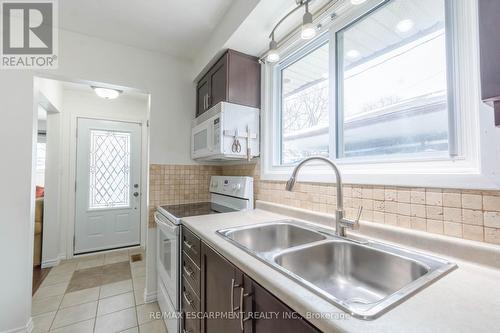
[155,212,180,309]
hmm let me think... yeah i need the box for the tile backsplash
[220,162,500,246]
[148,162,500,245]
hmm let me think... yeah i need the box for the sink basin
[219,222,326,254]
[217,220,456,319]
[274,240,428,307]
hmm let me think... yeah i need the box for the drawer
[182,252,200,296]
[182,227,200,266]
[182,277,200,313]
[182,316,200,333]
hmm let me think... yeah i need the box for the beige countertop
[181,207,500,333]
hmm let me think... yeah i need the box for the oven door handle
[154,212,178,233]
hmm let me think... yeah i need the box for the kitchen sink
[217,220,456,319]
[219,222,326,254]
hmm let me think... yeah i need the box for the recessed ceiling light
[396,19,414,33]
[346,49,361,59]
[350,0,367,5]
[92,86,122,99]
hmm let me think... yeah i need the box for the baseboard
[41,253,66,268]
[144,289,157,303]
[1,317,32,333]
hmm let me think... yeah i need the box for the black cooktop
[159,202,235,219]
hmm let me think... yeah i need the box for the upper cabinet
[478,0,500,126]
[196,49,261,117]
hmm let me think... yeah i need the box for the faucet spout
[285,156,362,237]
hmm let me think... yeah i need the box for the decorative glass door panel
[88,130,131,209]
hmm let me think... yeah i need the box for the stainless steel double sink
[217,220,456,320]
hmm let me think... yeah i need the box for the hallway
[31,248,166,333]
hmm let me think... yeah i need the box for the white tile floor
[32,248,166,333]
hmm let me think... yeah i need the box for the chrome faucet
[285,156,363,237]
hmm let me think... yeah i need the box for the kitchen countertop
[181,208,500,333]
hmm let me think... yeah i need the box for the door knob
[133,192,139,197]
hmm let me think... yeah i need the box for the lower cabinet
[180,226,320,333]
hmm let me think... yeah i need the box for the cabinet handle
[183,291,193,306]
[183,330,192,333]
[183,265,194,277]
[207,95,211,108]
[183,240,197,253]
[230,278,241,313]
[239,287,252,331]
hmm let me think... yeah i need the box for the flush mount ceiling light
[92,86,122,99]
[265,0,319,63]
[396,19,414,33]
[350,0,367,4]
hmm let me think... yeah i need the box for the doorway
[75,118,142,254]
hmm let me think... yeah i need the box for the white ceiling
[59,0,234,59]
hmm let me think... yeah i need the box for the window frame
[261,0,500,190]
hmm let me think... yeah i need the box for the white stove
[155,176,254,333]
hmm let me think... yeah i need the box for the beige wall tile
[426,206,443,220]
[484,211,500,228]
[426,191,443,206]
[385,189,397,202]
[410,204,426,218]
[427,219,444,234]
[443,192,461,208]
[443,207,462,223]
[373,211,385,223]
[385,213,398,226]
[483,195,500,212]
[463,224,484,242]
[410,190,426,204]
[462,194,482,210]
[410,217,426,231]
[385,201,398,214]
[397,190,411,203]
[485,227,500,245]
[373,200,385,212]
[372,187,385,200]
[397,203,411,216]
[444,221,462,238]
[397,215,411,228]
[462,209,483,226]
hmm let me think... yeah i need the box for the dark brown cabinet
[196,49,261,117]
[181,226,321,333]
[478,0,500,126]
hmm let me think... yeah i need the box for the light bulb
[301,11,316,40]
[267,38,280,63]
[350,0,367,4]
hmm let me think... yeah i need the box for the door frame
[67,115,149,259]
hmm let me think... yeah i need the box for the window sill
[261,160,500,190]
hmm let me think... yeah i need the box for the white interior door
[75,118,141,254]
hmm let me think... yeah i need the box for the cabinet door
[250,279,320,333]
[208,53,228,109]
[201,243,243,333]
[196,75,209,117]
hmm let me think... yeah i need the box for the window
[337,0,449,159]
[275,0,452,165]
[263,0,497,189]
[280,40,330,164]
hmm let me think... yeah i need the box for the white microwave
[191,102,260,161]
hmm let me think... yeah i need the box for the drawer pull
[183,291,193,306]
[239,288,253,331]
[183,329,192,333]
[183,265,194,277]
[230,278,241,313]
[183,240,197,254]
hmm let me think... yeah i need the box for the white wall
[0,28,195,332]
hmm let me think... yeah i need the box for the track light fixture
[265,0,317,63]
